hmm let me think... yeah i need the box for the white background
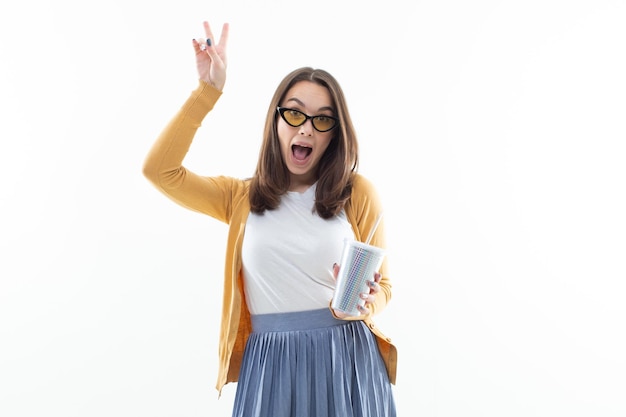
[1,1,625,416]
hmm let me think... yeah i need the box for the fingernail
[333,263,338,269]
[207,38,212,46]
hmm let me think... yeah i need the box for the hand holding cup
[331,239,386,317]
[332,263,382,318]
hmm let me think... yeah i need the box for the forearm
[142,80,222,190]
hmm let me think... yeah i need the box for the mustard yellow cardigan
[143,80,397,393]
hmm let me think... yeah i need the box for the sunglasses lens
[282,109,306,127]
[313,116,336,132]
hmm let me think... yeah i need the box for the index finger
[202,21,215,43]
[203,21,229,48]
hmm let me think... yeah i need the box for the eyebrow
[285,97,334,113]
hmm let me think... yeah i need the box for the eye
[286,109,305,123]
[313,115,336,131]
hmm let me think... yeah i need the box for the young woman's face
[277,81,336,192]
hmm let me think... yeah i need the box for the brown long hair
[249,67,358,219]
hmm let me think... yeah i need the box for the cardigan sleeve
[142,80,244,223]
[344,174,392,318]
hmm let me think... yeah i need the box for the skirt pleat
[231,309,396,417]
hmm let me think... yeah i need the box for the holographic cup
[331,238,386,316]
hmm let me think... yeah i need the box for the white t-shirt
[241,183,355,315]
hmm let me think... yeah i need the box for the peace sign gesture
[192,21,229,91]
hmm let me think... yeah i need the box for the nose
[298,119,314,136]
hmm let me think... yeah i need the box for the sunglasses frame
[276,107,339,132]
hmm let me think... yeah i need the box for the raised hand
[192,21,229,91]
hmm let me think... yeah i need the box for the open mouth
[292,144,312,161]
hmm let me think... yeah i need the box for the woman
[143,20,397,417]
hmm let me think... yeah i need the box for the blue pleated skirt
[231,308,396,417]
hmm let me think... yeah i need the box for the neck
[288,174,317,193]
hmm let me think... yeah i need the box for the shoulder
[346,173,384,220]
[211,176,252,221]
[345,173,385,242]
[204,176,251,205]
[350,173,381,201]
